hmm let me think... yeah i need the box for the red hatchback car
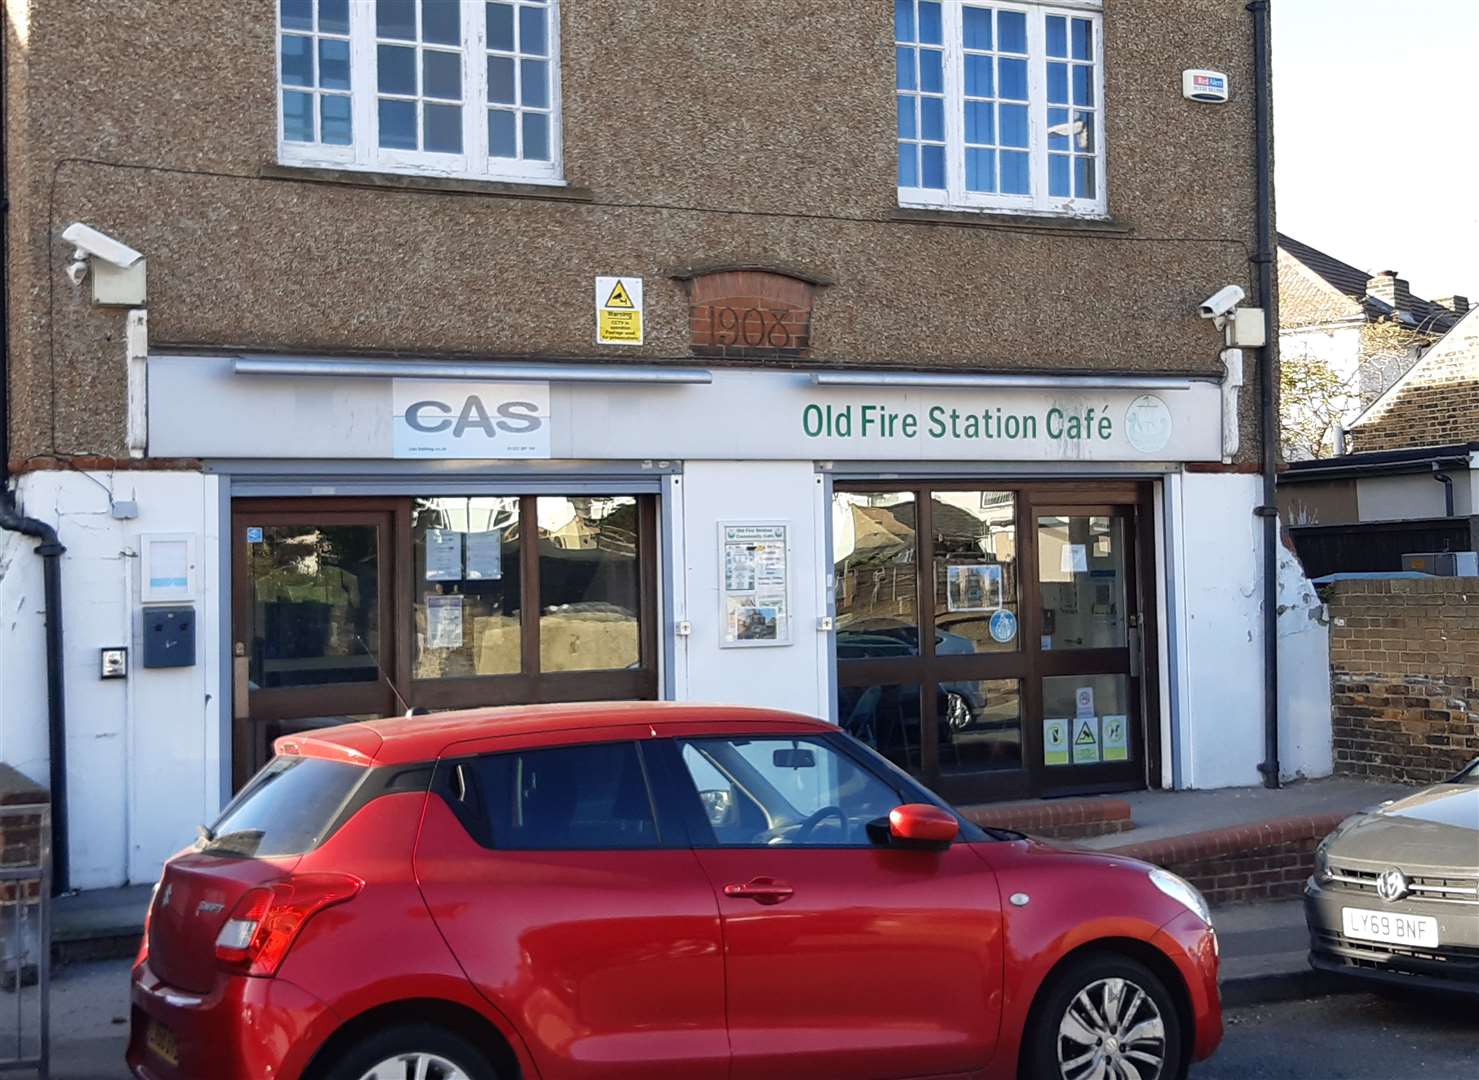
[128,703,1221,1080]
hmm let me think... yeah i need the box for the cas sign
[392,380,551,459]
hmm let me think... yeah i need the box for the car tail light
[214,874,362,977]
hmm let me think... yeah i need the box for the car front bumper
[1153,910,1223,1062]
[1304,880,1479,994]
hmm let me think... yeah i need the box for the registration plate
[146,1021,179,1068]
[1342,907,1439,948]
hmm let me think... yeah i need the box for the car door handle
[723,878,795,905]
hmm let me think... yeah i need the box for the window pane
[378,99,418,148]
[488,55,516,103]
[999,103,1028,147]
[965,54,993,98]
[998,57,1027,101]
[280,0,313,32]
[283,91,315,143]
[523,111,551,160]
[897,96,917,139]
[521,58,550,108]
[898,143,919,187]
[378,44,417,95]
[1075,156,1096,199]
[966,147,995,192]
[998,9,1027,52]
[921,144,945,188]
[931,492,1019,656]
[424,102,462,152]
[1043,674,1132,767]
[281,34,314,88]
[1073,65,1095,107]
[1074,111,1096,152]
[896,47,916,91]
[1047,15,1067,58]
[422,0,461,45]
[1072,18,1094,60]
[834,492,919,657]
[519,5,549,56]
[965,100,994,144]
[473,743,659,850]
[679,737,903,847]
[1048,62,1069,106]
[962,6,992,49]
[919,48,943,94]
[1000,150,1029,194]
[918,1,942,44]
[840,683,922,774]
[246,524,380,689]
[1050,153,1071,197]
[413,498,520,680]
[321,94,352,144]
[319,0,350,34]
[1048,107,1071,150]
[538,497,640,672]
[488,108,517,156]
[487,3,515,51]
[895,0,915,43]
[423,49,461,100]
[920,95,944,141]
[376,0,417,40]
[940,679,1022,773]
[318,38,350,91]
[1038,515,1126,650]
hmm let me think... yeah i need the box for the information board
[719,523,792,648]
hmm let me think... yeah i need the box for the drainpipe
[1432,467,1455,518]
[1249,0,1281,789]
[0,20,71,892]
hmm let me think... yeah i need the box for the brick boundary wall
[1107,813,1347,907]
[1325,578,1479,785]
[961,798,1133,841]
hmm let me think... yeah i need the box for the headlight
[1150,868,1212,926]
[1313,842,1332,883]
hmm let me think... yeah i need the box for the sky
[1273,0,1479,301]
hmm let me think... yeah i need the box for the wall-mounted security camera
[1198,285,1246,320]
[61,221,147,306]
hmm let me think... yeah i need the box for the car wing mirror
[867,803,959,851]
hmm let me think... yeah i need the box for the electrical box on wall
[1182,69,1230,103]
[139,533,199,604]
[142,606,196,669]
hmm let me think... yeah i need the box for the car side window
[677,736,903,847]
[462,741,660,850]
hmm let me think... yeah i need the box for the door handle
[723,878,795,905]
[232,644,250,721]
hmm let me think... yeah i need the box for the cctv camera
[1199,285,1246,320]
[61,222,143,269]
[65,259,88,286]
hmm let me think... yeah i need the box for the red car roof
[274,701,832,767]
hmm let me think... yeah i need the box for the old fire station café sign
[148,358,1227,463]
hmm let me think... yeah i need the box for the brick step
[959,797,1134,841]
[1102,812,1348,907]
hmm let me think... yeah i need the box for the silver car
[1306,759,1479,993]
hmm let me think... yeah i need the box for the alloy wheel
[1056,976,1167,1080]
[356,1052,473,1080]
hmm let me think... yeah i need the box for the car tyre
[319,1023,500,1080]
[1025,952,1185,1080]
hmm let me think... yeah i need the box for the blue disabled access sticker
[989,609,1018,643]
[245,527,263,544]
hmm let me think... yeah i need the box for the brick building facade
[1347,307,1479,453]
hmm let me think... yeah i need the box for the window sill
[890,206,1131,236]
[259,163,595,203]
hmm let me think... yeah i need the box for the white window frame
[277,0,565,186]
[897,0,1106,218]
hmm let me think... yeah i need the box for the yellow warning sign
[1071,716,1101,765]
[596,276,644,345]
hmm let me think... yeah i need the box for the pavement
[47,958,132,1080]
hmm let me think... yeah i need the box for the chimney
[1433,295,1471,316]
[1365,270,1411,315]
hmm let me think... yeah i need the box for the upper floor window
[277,0,562,184]
[895,1,1105,216]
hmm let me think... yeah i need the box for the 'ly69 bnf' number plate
[1342,907,1439,948]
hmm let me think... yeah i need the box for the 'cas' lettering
[405,400,453,433]
[455,396,498,438]
[496,401,542,433]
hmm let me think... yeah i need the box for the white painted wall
[1357,471,1472,521]
[0,471,220,889]
[1277,540,1333,780]
[674,461,830,720]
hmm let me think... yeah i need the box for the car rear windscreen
[202,756,367,858]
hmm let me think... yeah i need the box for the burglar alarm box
[143,605,197,668]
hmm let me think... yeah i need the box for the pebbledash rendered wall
[1326,577,1479,785]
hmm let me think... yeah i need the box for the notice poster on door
[425,529,464,581]
[1044,718,1070,766]
[1072,716,1102,765]
[425,594,464,649]
[719,523,791,647]
[1102,715,1130,761]
[465,530,503,580]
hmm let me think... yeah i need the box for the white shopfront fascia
[147,355,1228,464]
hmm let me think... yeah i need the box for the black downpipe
[0,17,71,891]
[1250,0,1281,789]
[1433,470,1455,518]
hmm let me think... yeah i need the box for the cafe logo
[1124,395,1173,454]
